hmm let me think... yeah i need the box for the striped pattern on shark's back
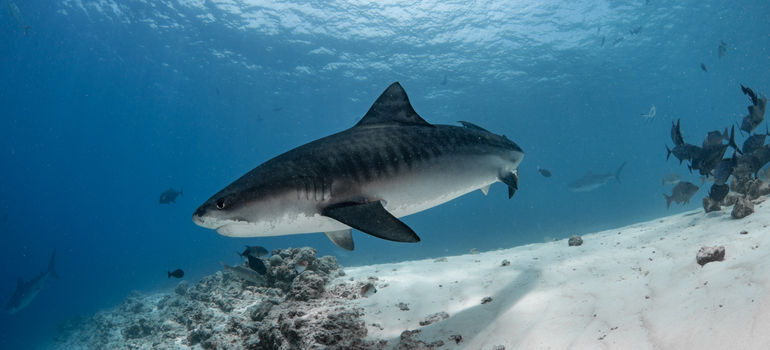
[270,124,515,192]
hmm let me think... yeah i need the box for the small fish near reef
[739,84,767,134]
[193,82,524,250]
[664,181,699,208]
[239,245,268,259]
[221,262,263,284]
[246,256,267,275]
[159,188,183,204]
[167,269,184,279]
[537,166,552,178]
[5,250,58,314]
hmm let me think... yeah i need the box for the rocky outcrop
[52,247,386,350]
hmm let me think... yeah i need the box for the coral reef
[52,247,386,350]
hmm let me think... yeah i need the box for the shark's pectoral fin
[480,185,491,196]
[322,201,420,243]
[324,229,355,251]
[499,171,519,198]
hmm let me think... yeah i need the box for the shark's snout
[192,205,216,229]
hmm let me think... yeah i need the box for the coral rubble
[52,247,387,350]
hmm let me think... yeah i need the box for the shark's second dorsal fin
[458,120,490,132]
[355,82,432,128]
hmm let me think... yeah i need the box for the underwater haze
[1,0,769,348]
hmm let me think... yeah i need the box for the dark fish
[740,85,767,133]
[537,166,552,178]
[239,245,268,259]
[246,256,267,275]
[709,183,729,202]
[600,36,605,47]
[690,126,741,175]
[666,143,701,164]
[718,40,727,59]
[713,153,738,185]
[159,188,183,204]
[702,128,728,147]
[671,119,684,146]
[742,128,769,155]
[690,143,729,176]
[700,63,708,72]
[664,181,699,208]
[167,269,184,279]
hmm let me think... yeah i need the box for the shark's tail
[665,145,672,161]
[615,162,626,183]
[167,271,172,278]
[48,249,58,279]
[663,193,672,209]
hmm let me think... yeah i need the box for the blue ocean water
[1,0,768,348]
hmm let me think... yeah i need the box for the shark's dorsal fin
[355,82,432,127]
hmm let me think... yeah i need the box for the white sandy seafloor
[53,200,770,350]
[350,200,770,349]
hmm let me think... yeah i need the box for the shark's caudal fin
[355,82,432,128]
[324,229,355,251]
[322,201,420,243]
[48,249,58,278]
[615,162,627,183]
[666,145,672,161]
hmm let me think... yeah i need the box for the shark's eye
[216,199,227,210]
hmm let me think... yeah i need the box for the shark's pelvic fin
[499,171,519,198]
[324,229,355,251]
[322,201,421,243]
[355,82,433,128]
[480,184,491,196]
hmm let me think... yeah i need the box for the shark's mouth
[216,222,259,237]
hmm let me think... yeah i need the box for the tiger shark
[192,82,524,250]
[4,250,57,314]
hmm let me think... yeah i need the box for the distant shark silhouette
[193,82,524,250]
[568,162,626,192]
[5,250,57,314]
